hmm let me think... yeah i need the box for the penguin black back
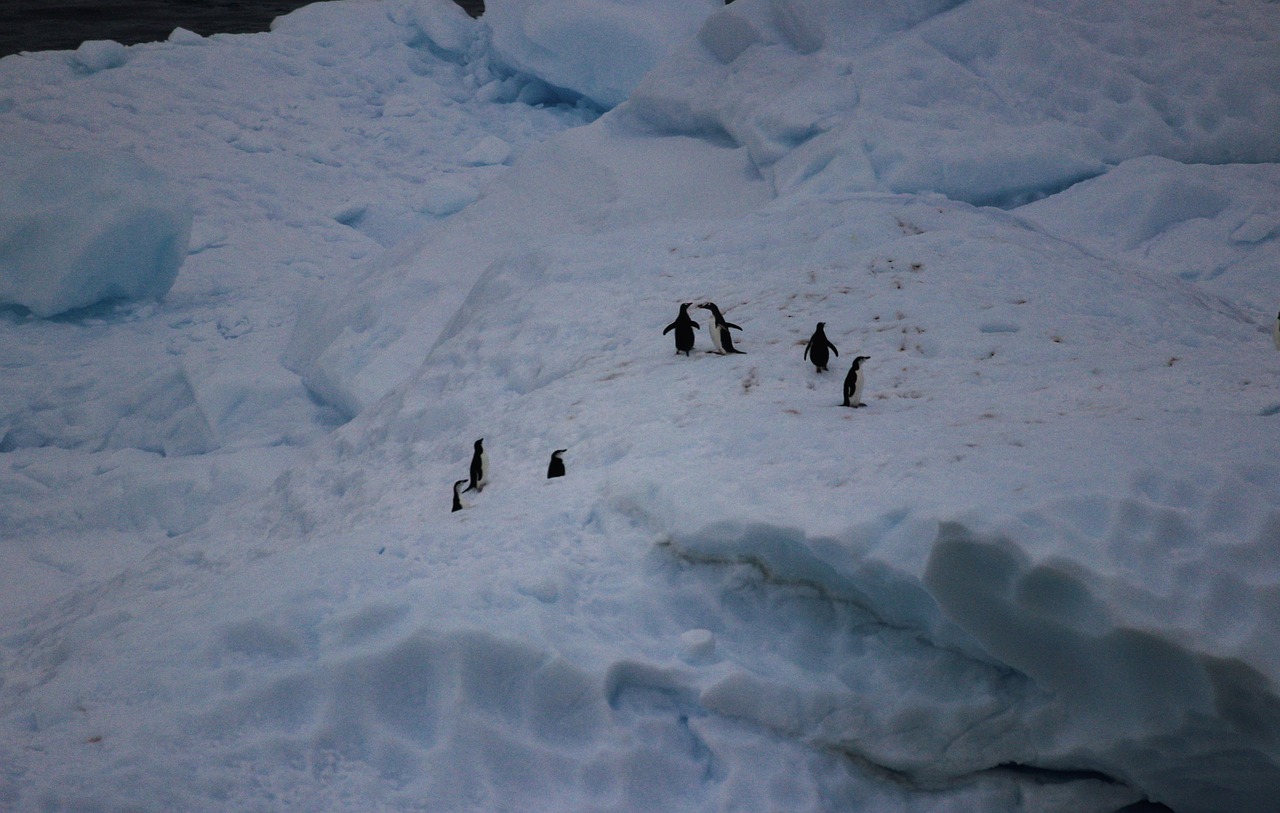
[547,449,566,478]
[843,356,869,407]
[804,322,839,372]
[663,303,700,356]
[463,438,486,493]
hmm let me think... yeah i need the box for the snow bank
[484,0,721,108]
[926,510,1280,813]
[627,0,1280,204]
[1017,156,1280,313]
[0,151,192,317]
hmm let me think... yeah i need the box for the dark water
[0,0,483,59]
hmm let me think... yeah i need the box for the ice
[1016,156,1280,309]
[627,0,1280,205]
[0,151,192,317]
[1,0,1279,811]
[407,0,479,57]
[70,39,129,72]
[463,134,512,165]
[484,0,721,109]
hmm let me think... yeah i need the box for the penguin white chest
[708,322,725,353]
[851,373,864,404]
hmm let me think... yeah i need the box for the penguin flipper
[803,341,811,360]
[663,322,676,335]
[725,321,743,331]
[829,342,839,357]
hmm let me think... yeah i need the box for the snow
[484,0,722,108]
[1,0,1278,811]
[0,151,192,316]
[628,0,1280,205]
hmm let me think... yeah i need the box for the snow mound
[627,0,1280,205]
[1017,156,1280,312]
[70,40,129,72]
[0,151,192,317]
[407,0,479,57]
[484,0,721,108]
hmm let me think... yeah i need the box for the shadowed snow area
[2,1,1279,812]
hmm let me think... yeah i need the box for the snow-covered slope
[2,1,1279,812]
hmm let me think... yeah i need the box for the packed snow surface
[2,1,1279,812]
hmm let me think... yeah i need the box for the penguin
[1273,310,1279,351]
[842,356,870,407]
[462,438,487,493]
[804,322,839,372]
[451,479,468,512]
[662,303,700,356]
[547,449,566,479]
[698,302,745,354]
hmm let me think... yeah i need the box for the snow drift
[0,150,192,317]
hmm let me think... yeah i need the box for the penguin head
[816,321,826,330]
[853,355,869,367]
[474,438,484,449]
[453,479,469,492]
[551,449,566,458]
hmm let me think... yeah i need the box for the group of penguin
[452,301,873,513]
[664,302,870,408]
[451,439,564,512]
[452,308,1280,513]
